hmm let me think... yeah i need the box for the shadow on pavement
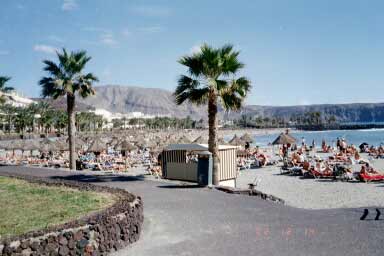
[49,174,145,183]
[157,184,203,189]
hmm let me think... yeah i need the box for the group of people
[280,138,384,181]
[361,144,384,158]
[237,146,274,169]
[76,149,155,172]
[0,145,159,174]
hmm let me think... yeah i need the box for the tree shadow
[49,174,145,183]
[157,184,203,189]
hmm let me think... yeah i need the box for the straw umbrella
[5,140,24,157]
[40,138,58,152]
[240,133,254,143]
[272,133,296,145]
[134,140,148,149]
[115,140,137,152]
[55,139,69,152]
[177,135,191,144]
[228,134,245,146]
[192,136,207,144]
[87,137,106,155]
[0,141,8,151]
[218,137,227,145]
[165,137,178,146]
[21,139,40,156]
[108,136,120,147]
[65,137,87,151]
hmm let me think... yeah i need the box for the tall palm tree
[0,76,14,104]
[174,44,251,185]
[39,49,98,170]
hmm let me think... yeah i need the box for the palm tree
[15,107,34,136]
[1,104,17,133]
[39,49,98,170]
[0,76,14,104]
[174,44,251,185]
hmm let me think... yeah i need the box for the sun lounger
[358,172,384,182]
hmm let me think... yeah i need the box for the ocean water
[228,129,384,147]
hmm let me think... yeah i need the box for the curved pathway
[0,166,383,256]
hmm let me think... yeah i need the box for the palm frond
[3,86,14,92]
[0,76,12,92]
[42,60,63,77]
[220,54,244,75]
[175,43,251,111]
[175,75,200,95]
[39,77,65,99]
[229,77,251,97]
[175,88,209,105]
[220,91,243,110]
[219,76,251,110]
[178,55,204,77]
[83,72,99,82]
[40,48,97,99]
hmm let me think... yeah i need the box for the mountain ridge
[69,85,384,123]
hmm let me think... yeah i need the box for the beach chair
[358,172,384,182]
[309,168,335,179]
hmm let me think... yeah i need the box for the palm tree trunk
[8,116,11,134]
[208,90,219,185]
[67,93,76,170]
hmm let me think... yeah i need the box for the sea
[229,129,384,148]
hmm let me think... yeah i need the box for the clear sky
[1,0,384,106]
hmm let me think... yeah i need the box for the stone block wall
[0,175,144,256]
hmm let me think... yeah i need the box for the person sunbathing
[302,160,311,172]
[335,152,349,162]
[367,165,379,174]
[298,152,305,163]
[256,153,267,166]
[314,161,333,175]
[361,164,379,175]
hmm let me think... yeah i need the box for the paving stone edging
[0,174,144,256]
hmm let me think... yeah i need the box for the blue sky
[1,0,384,106]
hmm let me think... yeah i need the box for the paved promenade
[0,166,383,256]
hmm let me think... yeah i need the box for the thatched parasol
[192,136,207,144]
[228,134,245,146]
[108,136,120,147]
[40,138,60,152]
[272,133,296,145]
[177,135,191,144]
[135,141,148,149]
[164,137,178,145]
[21,139,41,151]
[1,140,24,156]
[237,149,250,157]
[240,133,254,143]
[0,141,8,150]
[87,137,106,153]
[115,140,137,152]
[150,145,163,154]
[3,140,24,151]
[218,137,227,145]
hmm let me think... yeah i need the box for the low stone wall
[0,174,144,256]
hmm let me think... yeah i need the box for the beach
[236,152,384,209]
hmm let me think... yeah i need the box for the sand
[236,154,384,209]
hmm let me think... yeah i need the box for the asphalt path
[0,166,383,256]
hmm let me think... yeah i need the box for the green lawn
[0,176,115,239]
